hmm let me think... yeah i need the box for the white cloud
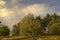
[0,8,13,17]
[20,4,47,16]
[0,0,6,7]
[0,0,59,30]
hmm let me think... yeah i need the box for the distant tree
[20,14,34,36]
[48,22,60,35]
[20,14,43,36]
[41,13,59,34]
[0,26,10,36]
[48,13,60,35]
[43,14,52,26]
[53,13,58,20]
[41,14,52,34]
[12,24,20,36]
[35,16,41,21]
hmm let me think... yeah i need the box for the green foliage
[41,14,52,34]
[0,26,10,36]
[43,14,52,26]
[1,13,60,37]
[20,14,34,36]
[12,24,20,36]
[48,23,60,35]
[48,14,60,35]
[41,13,60,35]
[12,13,60,36]
[20,14,43,36]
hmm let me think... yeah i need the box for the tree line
[0,13,60,36]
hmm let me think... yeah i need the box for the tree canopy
[0,25,10,36]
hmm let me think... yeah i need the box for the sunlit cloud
[0,0,6,7]
[21,4,46,15]
[0,8,13,17]
[0,0,60,30]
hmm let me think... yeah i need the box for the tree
[35,16,41,21]
[20,14,43,36]
[53,13,58,20]
[48,23,60,35]
[43,14,52,26]
[41,14,52,34]
[20,14,34,36]
[48,14,60,35]
[0,26,10,36]
[12,24,20,36]
[41,13,59,35]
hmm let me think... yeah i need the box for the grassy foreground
[0,35,60,40]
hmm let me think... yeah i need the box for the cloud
[0,3,47,30]
[21,4,46,16]
[0,0,60,30]
[0,8,14,30]
[0,8,13,17]
[4,0,45,8]
[0,0,6,8]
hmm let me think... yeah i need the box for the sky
[0,0,60,30]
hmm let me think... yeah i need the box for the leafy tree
[0,26,10,36]
[20,14,43,36]
[20,14,34,36]
[48,23,60,35]
[53,13,58,20]
[48,13,60,35]
[35,16,41,21]
[43,14,52,26]
[12,24,20,36]
[41,13,60,35]
[53,23,60,35]
[41,14,52,34]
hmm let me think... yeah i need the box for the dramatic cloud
[0,0,60,30]
[0,0,6,8]
[0,8,13,17]
[0,0,6,5]
[21,4,46,16]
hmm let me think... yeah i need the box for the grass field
[0,35,60,40]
